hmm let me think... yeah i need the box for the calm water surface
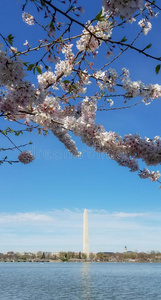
[0,262,161,300]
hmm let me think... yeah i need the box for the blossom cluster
[0,49,25,87]
[102,0,144,19]
[0,82,36,116]
[37,44,75,91]
[94,68,118,92]
[37,70,57,90]
[47,96,160,181]
[34,95,159,181]
[138,18,152,35]
[60,70,91,97]
[122,134,161,166]
[0,3,161,185]
[92,66,161,106]
[76,16,112,52]
[139,168,160,181]
[22,12,34,25]
[145,2,158,18]
[52,126,81,157]
[1,43,161,179]
[28,95,81,157]
[0,49,45,118]
[18,151,34,164]
[37,44,92,97]
[121,69,161,104]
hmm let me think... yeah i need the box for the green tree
[41,252,46,259]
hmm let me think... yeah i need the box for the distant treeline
[1,251,161,263]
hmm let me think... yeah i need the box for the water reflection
[1,263,161,300]
[81,263,92,300]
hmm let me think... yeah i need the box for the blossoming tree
[1,0,161,184]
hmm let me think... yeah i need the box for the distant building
[124,246,127,253]
[7,252,14,255]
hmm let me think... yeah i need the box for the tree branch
[98,101,143,111]
[109,39,161,62]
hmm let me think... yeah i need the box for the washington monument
[83,209,89,258]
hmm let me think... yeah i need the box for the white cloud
[0,212,53,224]
[112,212,148,218]
[0,209,161,253]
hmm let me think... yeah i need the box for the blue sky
[0,0,161,253]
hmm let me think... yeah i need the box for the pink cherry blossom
[18,151,34,164]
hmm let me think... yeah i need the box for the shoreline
[1,260,161,263]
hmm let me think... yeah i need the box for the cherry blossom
[22,12,34,26]
[138,18,152,35]
[76,16,112,52]
[102,0,144,19]
[0,0,160,186]
[18,151,34,164]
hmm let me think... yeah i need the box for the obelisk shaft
[83,209,89,258]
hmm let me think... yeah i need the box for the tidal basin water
[1,262,161,300]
